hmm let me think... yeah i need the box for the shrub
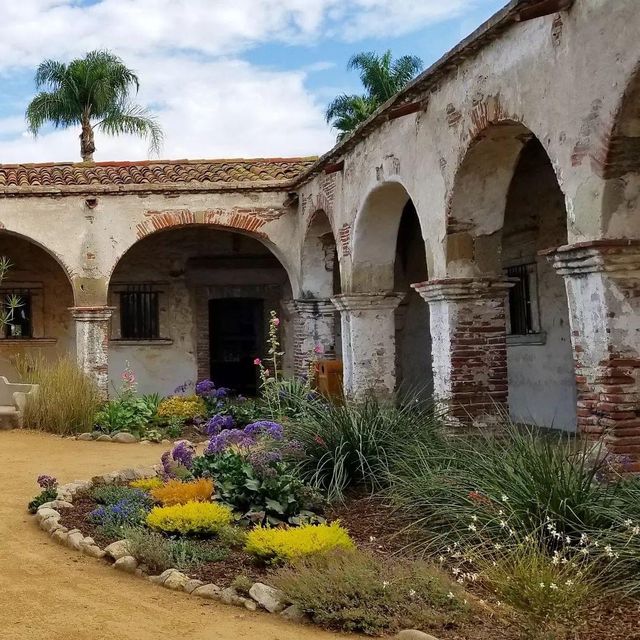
[123,526,229,573]
[157,395,205,423]
[28,488,57,513]
[129,477,163,492]
[91,485,153,509]
[13,353,100,435]
[88,497,151,537]
[94,395,156,434]
[271,549,467,635]
[146,501,233,535]
[385,422,633,554]
[287,395,440,500]
[245,521,354,563]
[150,478,214,506]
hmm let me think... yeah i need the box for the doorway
[209,298,264,395]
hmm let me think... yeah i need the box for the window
[120,285,160,340]
[1,288,32,338]
[506,264,537,335]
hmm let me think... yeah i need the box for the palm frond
[26,91,81,134]
[96,102,163,156]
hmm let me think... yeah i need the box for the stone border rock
[33,467,432,638]
[74,432,208,445]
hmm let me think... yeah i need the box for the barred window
[1,289,32,338]
[506,264,536,335]
[119,285,159,340]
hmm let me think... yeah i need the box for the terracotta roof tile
[0,157,316,195]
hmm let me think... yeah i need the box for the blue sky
[0,0,506,163]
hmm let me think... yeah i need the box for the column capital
[411,277,515,303]
[292,298,336,316]
[331,292,404,312]
[545,239,640,276]
[69,306,115,322]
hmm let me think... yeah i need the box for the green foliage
[27,488,57,514]
[123,526,229,574]
[26,50,162,161]
[385,423,636,553]
[326,50,424,140]
[90,484,154,508]
[231,574,254,596]
[0,257,21,330]
[13,353,101,435]
[287,395,439,501]
[271,549,467,635]
[192,448,323,525]
[95,391,159,435]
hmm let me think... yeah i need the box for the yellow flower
[129,477,163,491]
[157,395,206,422]
[146,501,233,535]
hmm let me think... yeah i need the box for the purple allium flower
[248,448,283,472]
[195,379,216,397]
[205,414,236,436]
[214,387,229,399]
[281,439,306,460]
[37,474,58,490]
[243,421,284,441]
[171,440,195,469]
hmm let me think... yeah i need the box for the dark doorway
[209,298,264,395]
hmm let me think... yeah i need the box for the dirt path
[0,430,349,640]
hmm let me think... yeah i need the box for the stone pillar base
[70,306,114,399]
[413,278,514,426]
[331,292,404,400]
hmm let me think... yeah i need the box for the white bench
[0,377,38,429]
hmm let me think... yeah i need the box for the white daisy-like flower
[565,580,574,587]
[447,592,455,599]
[549,583,558,590]
[452,568,461,575]
[408,589,416,597]
[539,582,545,588]
[382,581,389,589]
[624,519,633,527]
[501,494,509,502]
[468,523,477,532]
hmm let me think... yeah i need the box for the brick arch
[445,118,565,276]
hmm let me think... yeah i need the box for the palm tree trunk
[80,120,95,162]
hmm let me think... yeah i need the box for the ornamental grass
[244,521,354,563]
[150,478,214,506]
[146,501,233,535]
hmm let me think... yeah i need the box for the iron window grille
[119,285,160,340]
[506,264,535,335]
[0,288,32,338]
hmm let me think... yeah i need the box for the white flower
[471,515,478,522]
[539,582,545,588]
[382,581,389,589]
[565,536,571,544]
[457,578,463,584]
[498,510,504,516]
[501,494,509,502]
[633,526,640,536]
[408,589,416,597]
[624,519,633,527]
[580,533,588,545]
[452,568,461,575]
[369,536,377,542]
[468,523,477,532]
[549,583,558,590]
[499,520,507,528]
[580,547,590,555]
[447,592,455,599]
[605,545,614,558]
[551,555,560,566]
[565,580,574,587]
[494,543,503,550]
[438,555,445,563]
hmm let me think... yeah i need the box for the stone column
[331,292,404,400]
[549,241,640,469]
[287,299,337,378]
[412,278,514,426]
[70,306,114,399]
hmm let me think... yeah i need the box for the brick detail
[338,223,351,256]
[413,278,515,426]
[70,306,114,399]
[285,299,337,378]
[549,240,640,470]
[135,207,286,240]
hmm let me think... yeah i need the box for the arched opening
[502,138,576,429]
[108,226,293,395]
[447,123,576,429]
[351,182,432,396]
[0,231,75,379]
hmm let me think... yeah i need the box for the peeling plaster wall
[108,227,292,395]
[502,141,576,429]
[0,234,75,379]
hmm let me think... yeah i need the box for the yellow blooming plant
[156,395,206,423]
[146,501,233,535]
[129,477,163,492]
[245,521,355,563]
[150,478,214,506]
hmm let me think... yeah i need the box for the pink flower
[272,317,281,327]
[313,344,324,355]
[253,358,262,366]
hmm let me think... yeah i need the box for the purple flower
[171,441,195,468]
[195,379,216,397]
[215,387,230,399]
[205,428,254,455]
[243,421,284,441]
[249,448,283,471]
[37,475,57,490]
[173,380,194,394]
[205,414,236,436]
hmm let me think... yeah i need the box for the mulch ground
[59,491,639,639]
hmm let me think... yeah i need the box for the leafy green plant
[91,485,153,508]
[95,395,155,434]
[287,395,440,500]
[27,488,57,514]
[271,549,467,635]
[13,353,101,435]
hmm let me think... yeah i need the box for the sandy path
[0,430,349,640]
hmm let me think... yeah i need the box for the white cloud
[0,0,479,162]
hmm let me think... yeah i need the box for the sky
[0,0,506,164]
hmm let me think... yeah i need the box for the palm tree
[26,50,163,162]
[326,50,424,141]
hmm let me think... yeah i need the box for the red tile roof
[0,157,316,196]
